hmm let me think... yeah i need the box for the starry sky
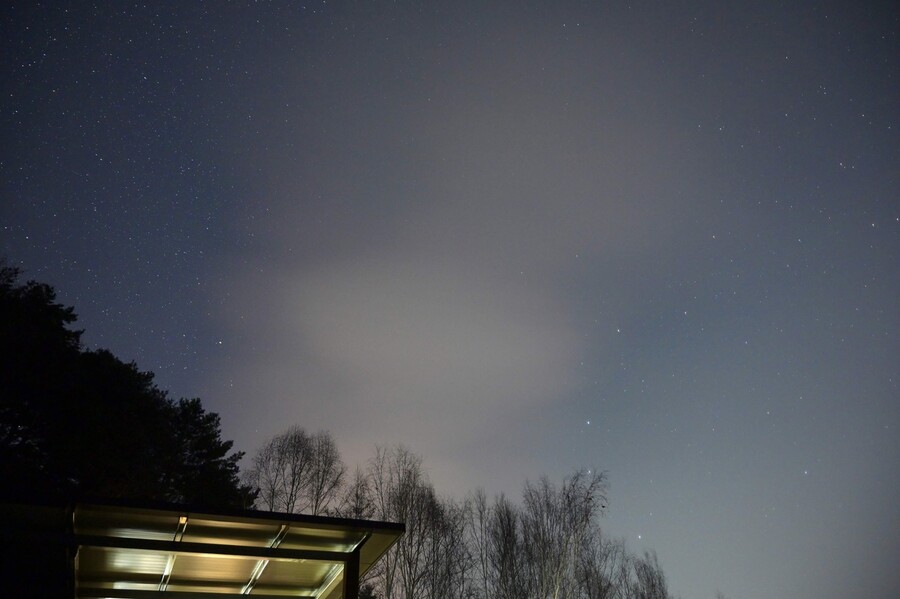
[2,2,898,598]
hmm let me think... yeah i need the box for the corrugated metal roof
[70,503,403,599]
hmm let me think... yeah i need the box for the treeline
[1,264,676,598]
[0,265,254,507]
[245,428,675,599]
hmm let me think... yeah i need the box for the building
[1,499,404,598]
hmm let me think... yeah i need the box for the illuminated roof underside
[73,504,403,599]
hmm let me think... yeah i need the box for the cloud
[207,10,722,488]
[214,247,582,468]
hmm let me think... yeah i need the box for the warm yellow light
[179,516,188,525]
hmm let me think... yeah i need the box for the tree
[337,466,376,520]
[576,529,630,599]
[366,445,427,599]
[247,426,345,515]
[359,583,380,599]
[364,446,476,599]
[1,265,82,495]
[338,441,677,599]
[163,398,253,508]
[249,426,312,512]
[423,494,472,599]
[488,493,527,599]
[307,430,346,515]
[0,265,253,508]
[466,488,493,599]
[627,551,671,599]
[520,469,608,599]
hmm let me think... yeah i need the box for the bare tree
[307,430,346,515]
[423,495,472,599]
[521,469,608,599]
[247,433,681,599]
[337,465,376,520]
[247,426,311,512]
[245,435,282,511]
[246,427,344,515]
[393,461,432,599]
[576,530,629,599]
[466,488,493,599]
[363,445,477,599]
[627,550,671,599]
[489,493,527,599]
[366,445,428,599]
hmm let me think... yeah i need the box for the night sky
[2,2,898,598]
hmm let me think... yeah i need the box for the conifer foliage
[0,266,254,508]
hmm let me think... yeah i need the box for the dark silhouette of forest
[0,264,254,508]
[1,264,681,598]
[246,429,676,599]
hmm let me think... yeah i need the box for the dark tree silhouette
[162,397,252,507]
[0,265,254,508]
[246,426,345,515]
[1,266,81,494]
